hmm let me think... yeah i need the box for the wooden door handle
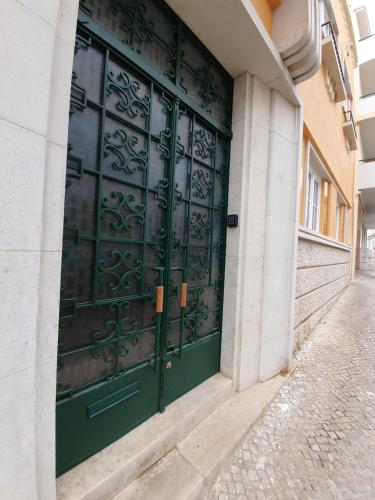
[155,285,164,313]
[180,283,187,308]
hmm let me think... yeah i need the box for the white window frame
[305,166,321,232]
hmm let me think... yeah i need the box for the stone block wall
[294,232,351,349]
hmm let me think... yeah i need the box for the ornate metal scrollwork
[164,40,177,81]
[58,0,233,402]
[85,0,232,129]
[191,169,213,200]
[107,70,150,118]
[90,318,117,362]
[193,66,218,110]
[189,212,212,240]
[153,228,167,258]
[189,252,209,282]
[111,0,154,49]
[103,129,147,175]
[101,190,145,232]
[160,91,173,112]
[184,289,208,333]
[155,178,182,210]
[90,301,141,362]
[155,178,169,208]
[193,128,216,159]
[158,128,172,159]
[98,250,143,291]
[115,300,141,335]
[91,343,117,364]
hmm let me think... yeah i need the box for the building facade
[294,0,358,348]
[349,0,375,270]
[0,1,358,499]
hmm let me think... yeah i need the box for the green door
[56,0,233,476]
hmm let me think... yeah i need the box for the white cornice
[272,0,322,84]
[298,227,352,251]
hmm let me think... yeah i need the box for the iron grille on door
[56,0,233,475]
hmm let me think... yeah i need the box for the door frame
[56,2,233,475]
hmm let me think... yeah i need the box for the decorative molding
[272,0,321,84]
[298,226,352,252]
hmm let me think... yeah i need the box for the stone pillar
[221,73,271,390]
[221,74,301,389]
[0,1,78,498]
[258,91,300,381]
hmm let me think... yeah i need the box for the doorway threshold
[113,373,291,500]
[57,373,233,499]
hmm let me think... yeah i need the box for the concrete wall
[294,230,351,349]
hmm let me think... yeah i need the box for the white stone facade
[0,1,303,498]
[221,73,300,390]
[0,1,79,498]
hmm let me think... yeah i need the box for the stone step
[56,373,233,500]
[114,449,202,500]
[114,373,290,500]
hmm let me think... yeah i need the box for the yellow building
[254,0,358,348]
[298,1,357,243]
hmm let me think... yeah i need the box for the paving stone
[207,271,375,499]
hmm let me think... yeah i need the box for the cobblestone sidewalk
[207,271,375,500]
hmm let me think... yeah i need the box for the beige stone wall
[294,233,351,349]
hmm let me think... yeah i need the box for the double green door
[56,0,233,476]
